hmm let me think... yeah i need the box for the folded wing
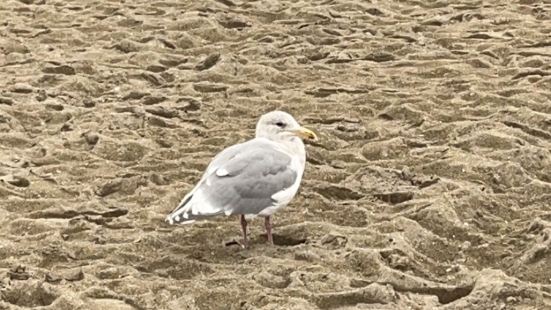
[166,139,299,224]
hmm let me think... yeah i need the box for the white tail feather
[166,188,222,224]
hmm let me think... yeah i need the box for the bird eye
[275,121,286,128]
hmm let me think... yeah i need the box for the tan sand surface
[1,0,550,309]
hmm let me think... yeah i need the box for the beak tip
[297,127,318,141]
[290,127,318,141]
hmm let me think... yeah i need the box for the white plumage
[165,111,317,247]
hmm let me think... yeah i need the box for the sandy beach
[1,0,550,309]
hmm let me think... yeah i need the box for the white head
[255,111,317,142]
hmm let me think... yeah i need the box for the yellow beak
[290,127,318,141]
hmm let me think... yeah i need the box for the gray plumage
[165,111,317,231]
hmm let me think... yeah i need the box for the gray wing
[167,139,298,223]
[204,140,298,215]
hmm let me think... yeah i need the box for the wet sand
[1,0,551,309]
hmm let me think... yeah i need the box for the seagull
[165,111,317,247]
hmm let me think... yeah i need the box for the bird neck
[278,136,306,166]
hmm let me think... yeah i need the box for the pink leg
[240,215,248,248]
[265,216,273,245]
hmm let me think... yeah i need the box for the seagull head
[255,111,318,142]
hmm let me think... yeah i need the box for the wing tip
[166,211,197,225]
[166,212,181,225]
[165,215,175,225]
[166,194,193,225]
